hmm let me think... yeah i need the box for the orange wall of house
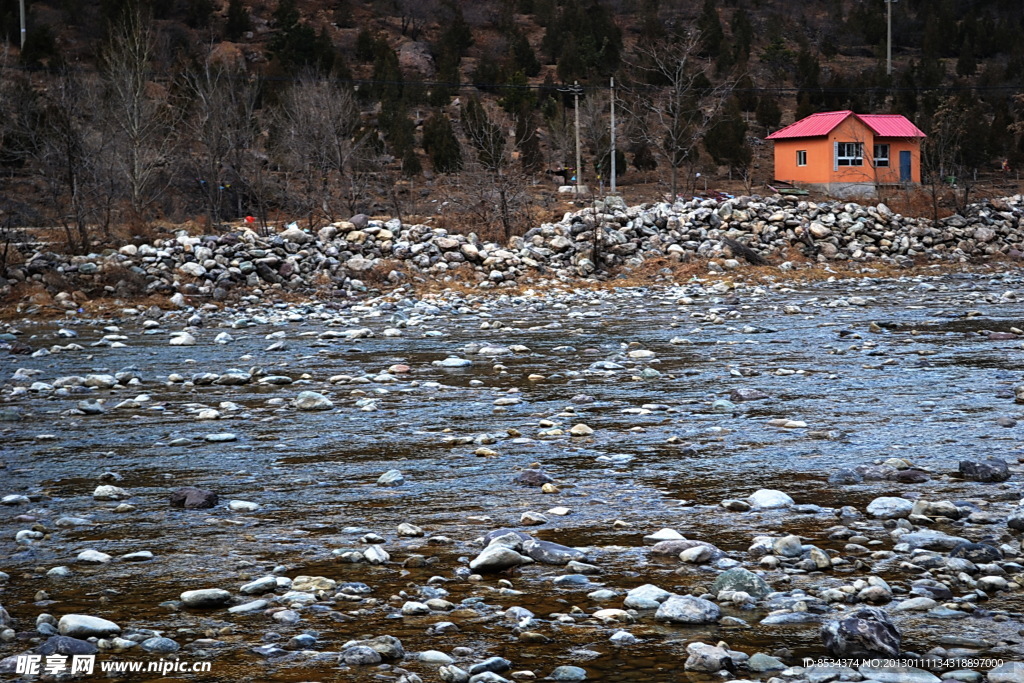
[772,118,922,185]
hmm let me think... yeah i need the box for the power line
[2,62,1022,96]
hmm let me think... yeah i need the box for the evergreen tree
[355,28,379,62]
[730,7,752,63]
[185,0,214,28]
[270,0,336,74]
[795,92,814,121]
[225,0,252,40]
[696,0,723,58]
[704,97,750,172]
[422,114,463,173]
[956,37,977,77]
[371,43,403,105]
[632,143,657,171]
[733,74,757,112]
[510,31,541,78]
[499,70,536,115]
[755,94,782,132]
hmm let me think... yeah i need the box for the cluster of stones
[3,194,1022,303]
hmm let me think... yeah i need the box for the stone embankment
[3,194,1022,305]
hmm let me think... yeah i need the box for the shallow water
[2,272,1024,681]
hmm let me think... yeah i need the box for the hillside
[0,0,1022,251]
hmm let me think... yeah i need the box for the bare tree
[100,10,181,224]
[624,31,733,199]
[922,96,974,221]
[455,97,533,242]
[579,89,611,193]
[272,72,362,227]
[2,64,111,252]
[180,53,265,224]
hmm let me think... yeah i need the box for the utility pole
[19,0,26,48]
[885,0,897,76]
[573,80,582,197]
[610,77,616,195]
[558,81,585,197]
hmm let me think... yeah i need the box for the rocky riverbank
[2,270,1024,682]
[2,194,1023,308]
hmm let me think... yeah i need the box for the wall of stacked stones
[4,194,1022,302]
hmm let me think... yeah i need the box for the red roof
[859,114,926,138]
[766,110,925,140]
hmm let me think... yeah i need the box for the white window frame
[796,150,807,166]
[873,144,890,167]
[835,142,863,166]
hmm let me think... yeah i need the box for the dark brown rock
[959,458,1010,482]
[821,606,901,658]
[513,469,554,487]
[169,487,218,509]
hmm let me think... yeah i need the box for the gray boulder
[57,615,120,639]
[654,595,720,624]
[959,458,1010,482]
[821,606,900,657]
[711,567,772,598]
[469,546,531,572]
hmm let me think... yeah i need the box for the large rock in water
[988,662,1024,683]
[58,615,121,639]
[866,496,913,519]
[513,469,555,487]
[959,458,1010,482]
[169,487,218,509]
[684,642,735,673]
[291,391,334,410]
[821,607,901,657]
[623,584,673,609]
[180,588,232,608]
[654,595,721,624]
[711,567,773,598]
[469,545,531,572]
[38,635,99,656]
[523,539,586,565]
[747,489,794,509]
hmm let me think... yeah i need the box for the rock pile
[3,194,1023,303]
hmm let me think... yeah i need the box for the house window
[836,142,863,166]
[873,144,890,167]
[796,150,807,166]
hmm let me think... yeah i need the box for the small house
[766,110,926,198]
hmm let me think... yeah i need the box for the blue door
[899,151,912,182]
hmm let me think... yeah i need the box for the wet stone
[169,487,218,509]
[58,615,120,639]
[711,568,772,598]
[959,458,1010,482]
[180,588,232,608]
[821,606,901,658]
[38,635,98,656]
[654,595,720,624]
[550,665,588,680]
[140,637,180,653]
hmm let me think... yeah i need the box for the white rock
[747,489,794,509]
[58,614,121,638]
[93,485,128,501]
[76,549,112,564]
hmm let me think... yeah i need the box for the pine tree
[704,97,750,172]
[696,0,723,58]
[225,0,252,40]
[755,95,782,132]
[730,7,752,63]
[510,31,541,78]
[422,114,463,173]
[956,37,977,77]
